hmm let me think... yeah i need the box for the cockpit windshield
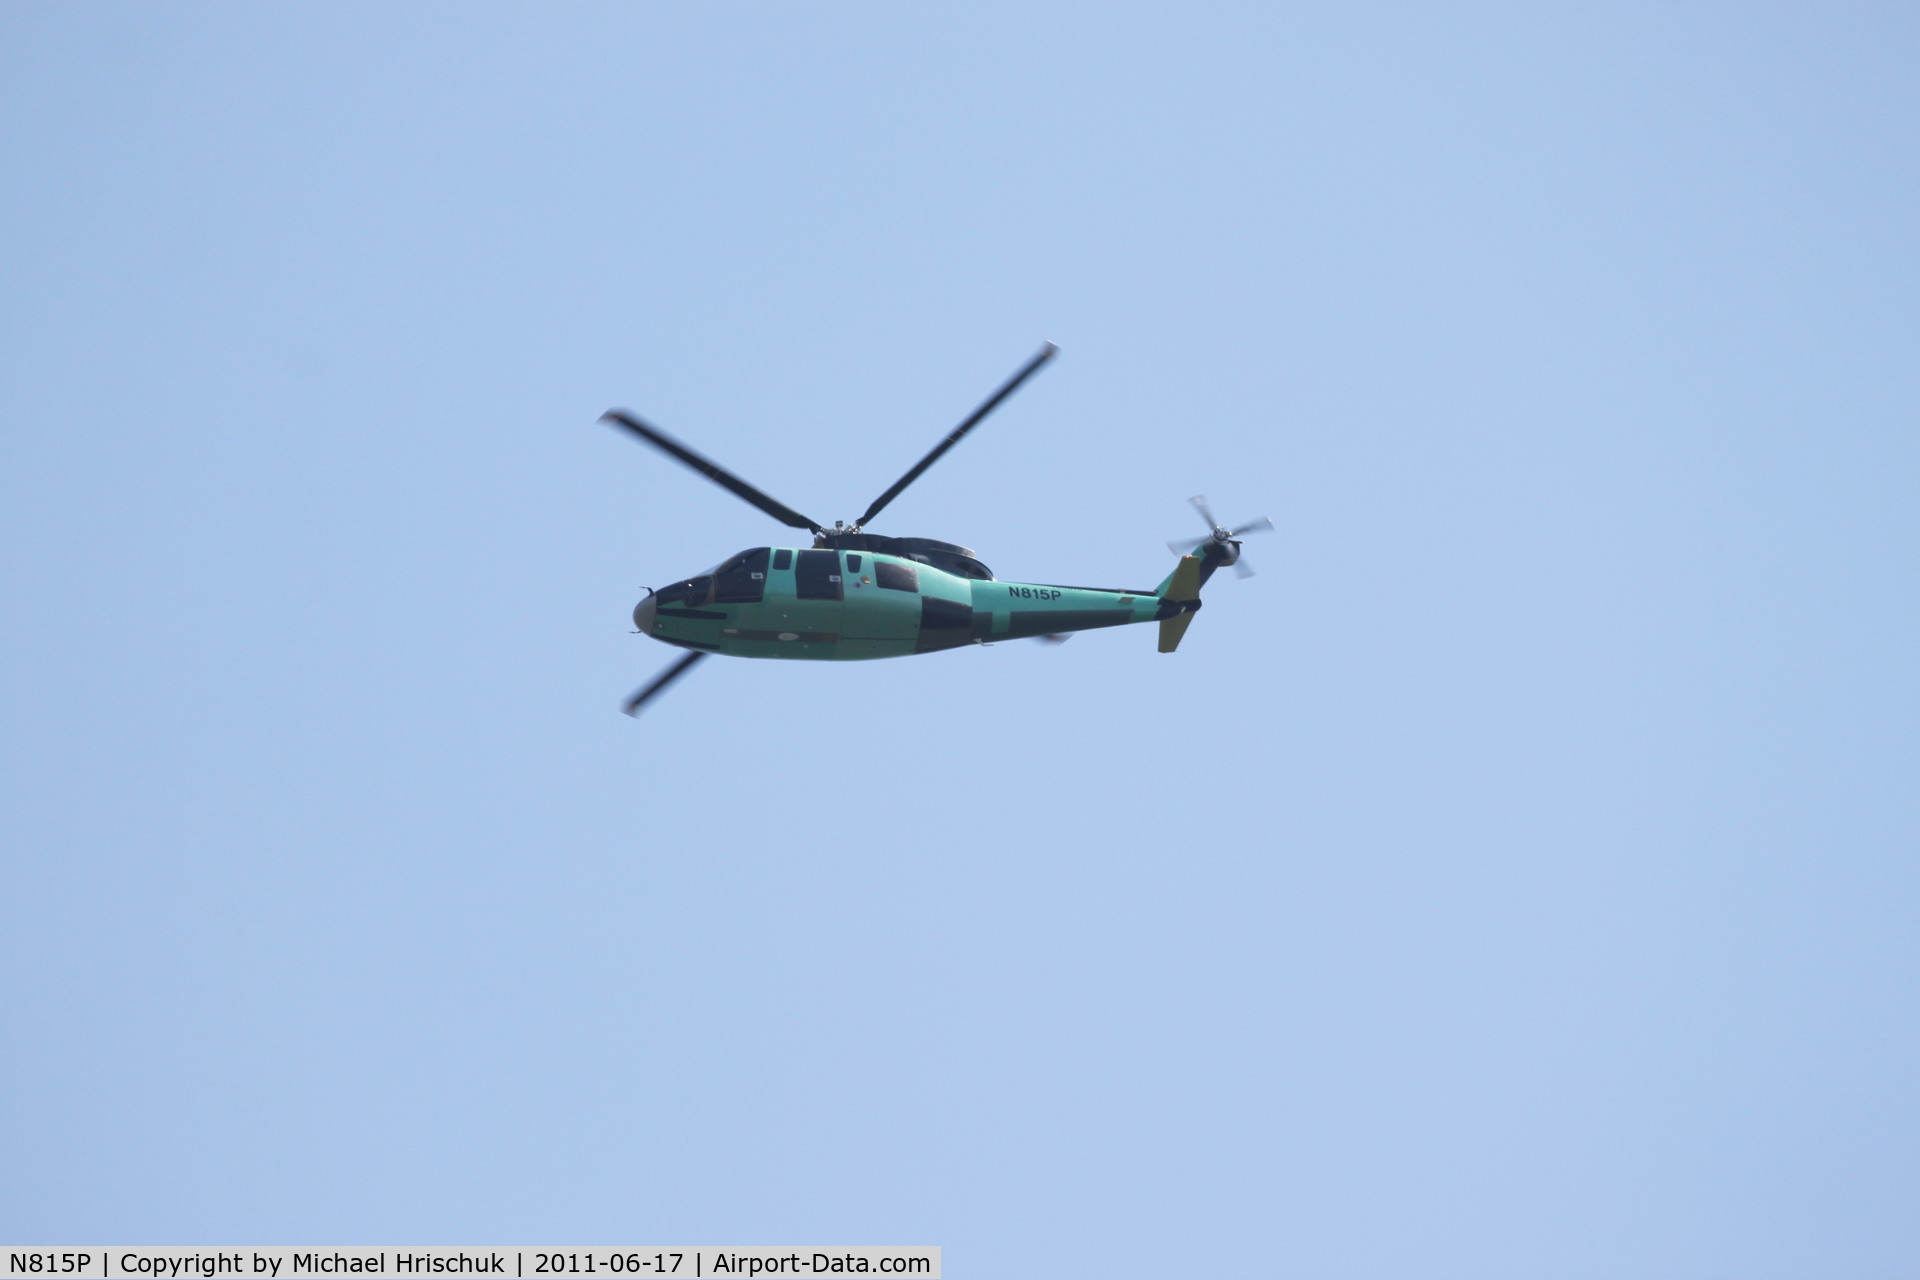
[655,575,712,607]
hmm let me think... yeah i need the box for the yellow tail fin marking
[1158,611,1197,653]
[1157,555,1202,652]
[1163,555,1201,602]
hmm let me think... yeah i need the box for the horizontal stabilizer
[1156,554,1203,653]
[1158,611,1197,653]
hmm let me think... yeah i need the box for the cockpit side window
[714,547,771,604]
[874,560,918,592]
[772,549,793,571]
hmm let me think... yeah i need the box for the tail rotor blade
[602,410,823,533]
[622,650,709,717]
[855,342,1058,529]
[1166,500,1272,576]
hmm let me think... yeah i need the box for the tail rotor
[1168,495,1273,577]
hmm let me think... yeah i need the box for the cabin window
[772,549,793,571]
[874,560,918,593]
[794,549,843,600]
[846,554,862,573]
[714,547,770,604]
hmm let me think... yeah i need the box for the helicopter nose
[632,594,657,633]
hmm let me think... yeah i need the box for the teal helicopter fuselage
[600,342,1263,714]
[634,538,1202,662]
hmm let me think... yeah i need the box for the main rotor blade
[1231,516,1275,537]
[622,650,709,717]
[601,410,822,533]
[855,342,1058,529]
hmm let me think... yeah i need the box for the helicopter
[602,342,1272,716]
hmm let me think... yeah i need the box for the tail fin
[1154,555,1203,653]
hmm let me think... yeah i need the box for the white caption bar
[2,1252,938,1280]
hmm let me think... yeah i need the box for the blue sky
[3,4,1916,1276]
